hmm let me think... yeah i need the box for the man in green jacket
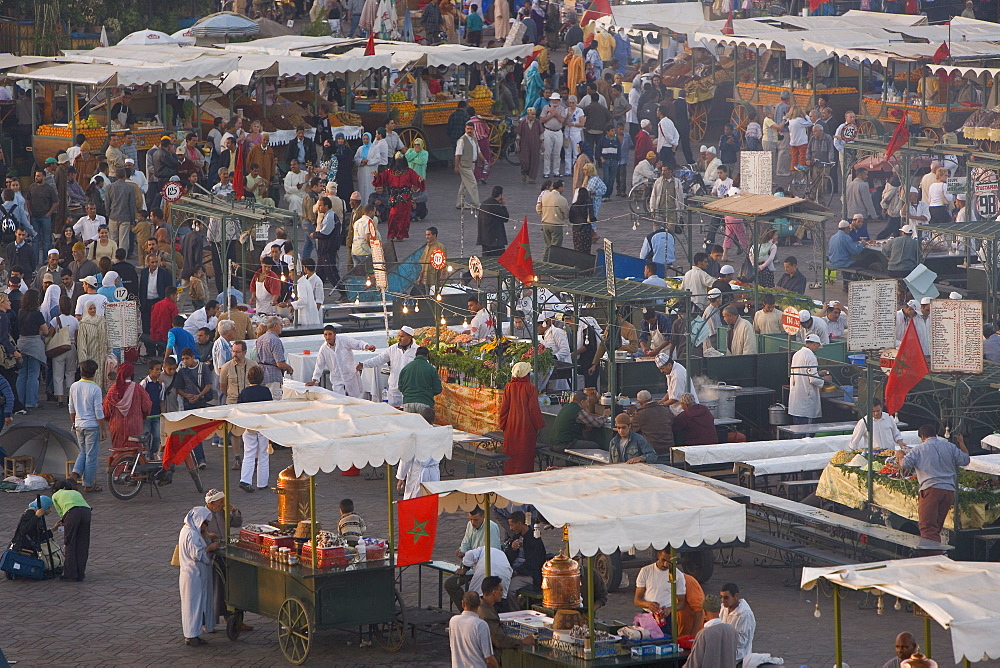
[398,346,442,423]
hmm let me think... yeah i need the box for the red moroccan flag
[397,493,439,567]
[932,41,950,65]
[581,0,611,25]
[162,420,225,467]
[721,13,734,36]
[364,30,375,56]
[884,320,928,416]
[884,114,910,163]
[498,218,535,286]
[232,144,246,201]
[904,0,918,12]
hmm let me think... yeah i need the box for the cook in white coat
[291,258,325,327]
[655,353,700,415]
[788,334,830,423]
[396,456,441,500]
[796,310,830,345]
[538,313,570,390]
[306,324,376,397]
[178,506,217,643]
[360,326,418,406]
[848,399,905,450]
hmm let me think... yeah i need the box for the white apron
[255,279,274,315]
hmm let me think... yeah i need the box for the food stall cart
[335,41,534,162]
[802,556,1000,666]
[422,464,747,667]
[159,386,454,664]
[16,55,238,162]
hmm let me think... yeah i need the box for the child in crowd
[161,356,181,414]
[140,361,164,458]
[237,364,273,493]
[188,266,207,311]
[131,209,151,256]
[338,499,366,546]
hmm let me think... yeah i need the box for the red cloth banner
[397,493,439,566]
[498,218,535,286]
[884,114,910,163]
[162,420,224,467]
[885,320,928,416]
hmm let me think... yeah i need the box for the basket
[260,533,296,549]
[863,97,883,117]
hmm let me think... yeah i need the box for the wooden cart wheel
[396,126,426,152]
[856,119,879,139]
[374,589,407,652]
[921,127,942,143]
[979,139,1000,153]
[689,101,708,143]
[278,597,312,665]
[487,119,505,163]
[679,549,715,584]
[594,550,623,593]
[730,103,751,147]
[226,610,245,641]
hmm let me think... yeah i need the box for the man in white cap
[125,158,148,193]
[788,333,829,425]
[700,288,724,352]
[713,265,735,301]
[700,145,721,185]
[828,219,886,272]
[796,309,829,344]
[203,488,251,633]
[291,257,324,327]
[894,300,918,348]
[915,298,931,353]
[360,325,417,407]
[655,353,699,415]
[539,92,567,179]
[822,301,847,339]
[949,291,963,300]
[955,192,974,223]
[74,275,108,318]
[903,187,929,234]
[883,224,921,277]
[634,119,655,170]
[31,248,62,292]
[307,324,377,397]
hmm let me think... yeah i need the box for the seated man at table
[634,549,688,632]
[672,393,718,446]
[631,389,674,455]
[503,511,546,606]
[609,414,657,464]
[848,399,906,451]
[445,546,513,610]
[548,391,604,453]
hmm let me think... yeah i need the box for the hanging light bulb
[446,265,454,273]
[402,305,409,314]
[414,303,419,312]
[813,600,821,618]
[462,319,469,327]
[440,316,447,325]
[894,598,902,611]
[632,220,638,231]
[365,278,372,287]
[436,293,442,301]
[877,594,884,615]
[354,296,361,304]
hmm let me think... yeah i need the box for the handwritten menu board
[105,300,139,349]
[739,151,773,197]
[930,299,983,374]
[847,280,897,351]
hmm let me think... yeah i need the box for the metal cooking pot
[714,383,741,420]
[769,403,790,426]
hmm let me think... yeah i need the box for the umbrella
[171,28,198,45]
[190,11,261,38]
[117,29,184,46]
[253,17,295,38]
[1,422,80,478]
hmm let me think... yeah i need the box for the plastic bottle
[357,540,367,562]
[381,389,389,403]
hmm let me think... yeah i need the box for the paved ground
[0,99,925,667]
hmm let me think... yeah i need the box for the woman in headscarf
[354,132,377,205]
[404,138,429,179]
[98,271,120,302]
[373,157,424,241]
[572,140,594,191]
[178,506,219,646]
[102,362,152,453]
[517,107,543,183]
[564,44,585,98]
[330,133,355,202]
[584,161,607,217]
[468,114,494,183]
[10,495,54,559]
[40,275,61,321]
[499,361,545,474]
[522,61,543,116]
[77,301,110,392]
[569,186,596,254]
[16,289,49,412]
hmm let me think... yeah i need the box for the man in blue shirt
[827,220,887,271]
[984,325,1000,364]
[895,424,970,549]
[165,315,199,362]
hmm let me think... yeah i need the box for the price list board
[930,299,983,374]
[739,151,773,197]
[105,300,139,349]
[847,280,897,351]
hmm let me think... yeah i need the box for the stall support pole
[387,462,395,565]
[865,356,874,505]
[586,555,595,659]
[924,616,932,658]
[669,547,678,654]
[309,477,318,569]
[223,422,231,544]
[833,583,843,667]
[484,494,492,577]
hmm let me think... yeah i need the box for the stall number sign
[781,307,800,335]
[430,248,446,271]
[161,181,183,203]
[973,168,999,220]
[370,239,388,290]
[469,256,484,281]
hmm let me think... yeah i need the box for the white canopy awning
[0,54,49,71]
[219,35,363,55]
[14,58,239,87]
[802,556,1000,663]
[59,45,228,66]
[928,63,1000,82]
[337,41,534,69]
[217,53,393,92]
[160,388,453,476]
[607,2,708,35]
[422,464,746,557]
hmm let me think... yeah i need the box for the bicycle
[788,160,836,209]
[107,434,204,500]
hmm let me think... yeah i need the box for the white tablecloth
[288,348,387,399]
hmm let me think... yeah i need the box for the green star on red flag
[397,493,439,566]
[498,217,535,286]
